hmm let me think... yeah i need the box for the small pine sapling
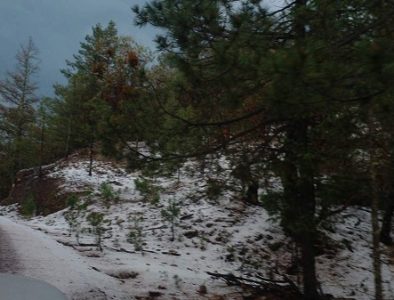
[66,194,79,209]
[134,177,160,205]
[87,212,105,251]
[21,194,37,217]
[206,178,224,201]
[161,199,181,241]
[64,194,87,244]
[100,182,120,208]
[134,177,150,195]
[173,274,182,289]
[127,214,145,252]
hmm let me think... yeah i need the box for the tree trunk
[65,117,71,159]
[290,2,319,295]
[38,118,45,178]
[246,180,259,205]
[88,141,94,177]
[300,234,318,300]
[369,107,383,300]
[371,161,383,300]
[299,151,319,300]
[282,120,319,300]
[14,126,23,177]
[380,195,394,245]
[171,223,175,242]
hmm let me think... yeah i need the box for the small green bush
[127,215,145,252]
[134,177,160,205]
[206,178,224,201]
[161,199,181,241]
[64,194,87,244]
[21,194,37,217]
[260,192,283,217]
[87,212,105,251]
[99,182,120,208]
[66,194,79,209]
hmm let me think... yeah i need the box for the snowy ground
[0,216,128,299]
[0,157,394,299]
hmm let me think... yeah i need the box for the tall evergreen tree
[53,21,151,172]
[0,37,40,195]
[134,1,394,298]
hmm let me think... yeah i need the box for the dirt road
[0,217,130,299]
[0,226,21,273]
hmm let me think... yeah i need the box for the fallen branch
[145,225,167,231]
[106,246,157,254]
[161,250,181,256]
[206,271,302,297]
[78,242,99,247]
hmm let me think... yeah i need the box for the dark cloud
[0,0,156,96]
[0,0,284,96]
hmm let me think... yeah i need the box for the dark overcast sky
[0,0,156,96]
[0,0,284,97]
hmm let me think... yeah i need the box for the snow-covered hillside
[0,156,393,299]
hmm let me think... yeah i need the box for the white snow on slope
[1,157,394,299]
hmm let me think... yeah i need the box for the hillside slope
[0,155,394,299]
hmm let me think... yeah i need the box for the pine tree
[54,21,151,172]
[0,37,40,192]
[133,1,394,298]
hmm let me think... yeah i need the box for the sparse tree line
[1,1,394,299]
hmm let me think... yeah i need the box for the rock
[266,234,273,240]
[72,289,107,300]
[106,270,139,279]
[81,251,102,258]
[110,181,122,186]
[215,235,223,242]
[255,234,264,241]
[183,230,199,239]
[268,241,283,252]
[225,253,235,262]
[161,249,181,256]
[198,285,207,295]
[148,291,163,298]
[180,214,193,221]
